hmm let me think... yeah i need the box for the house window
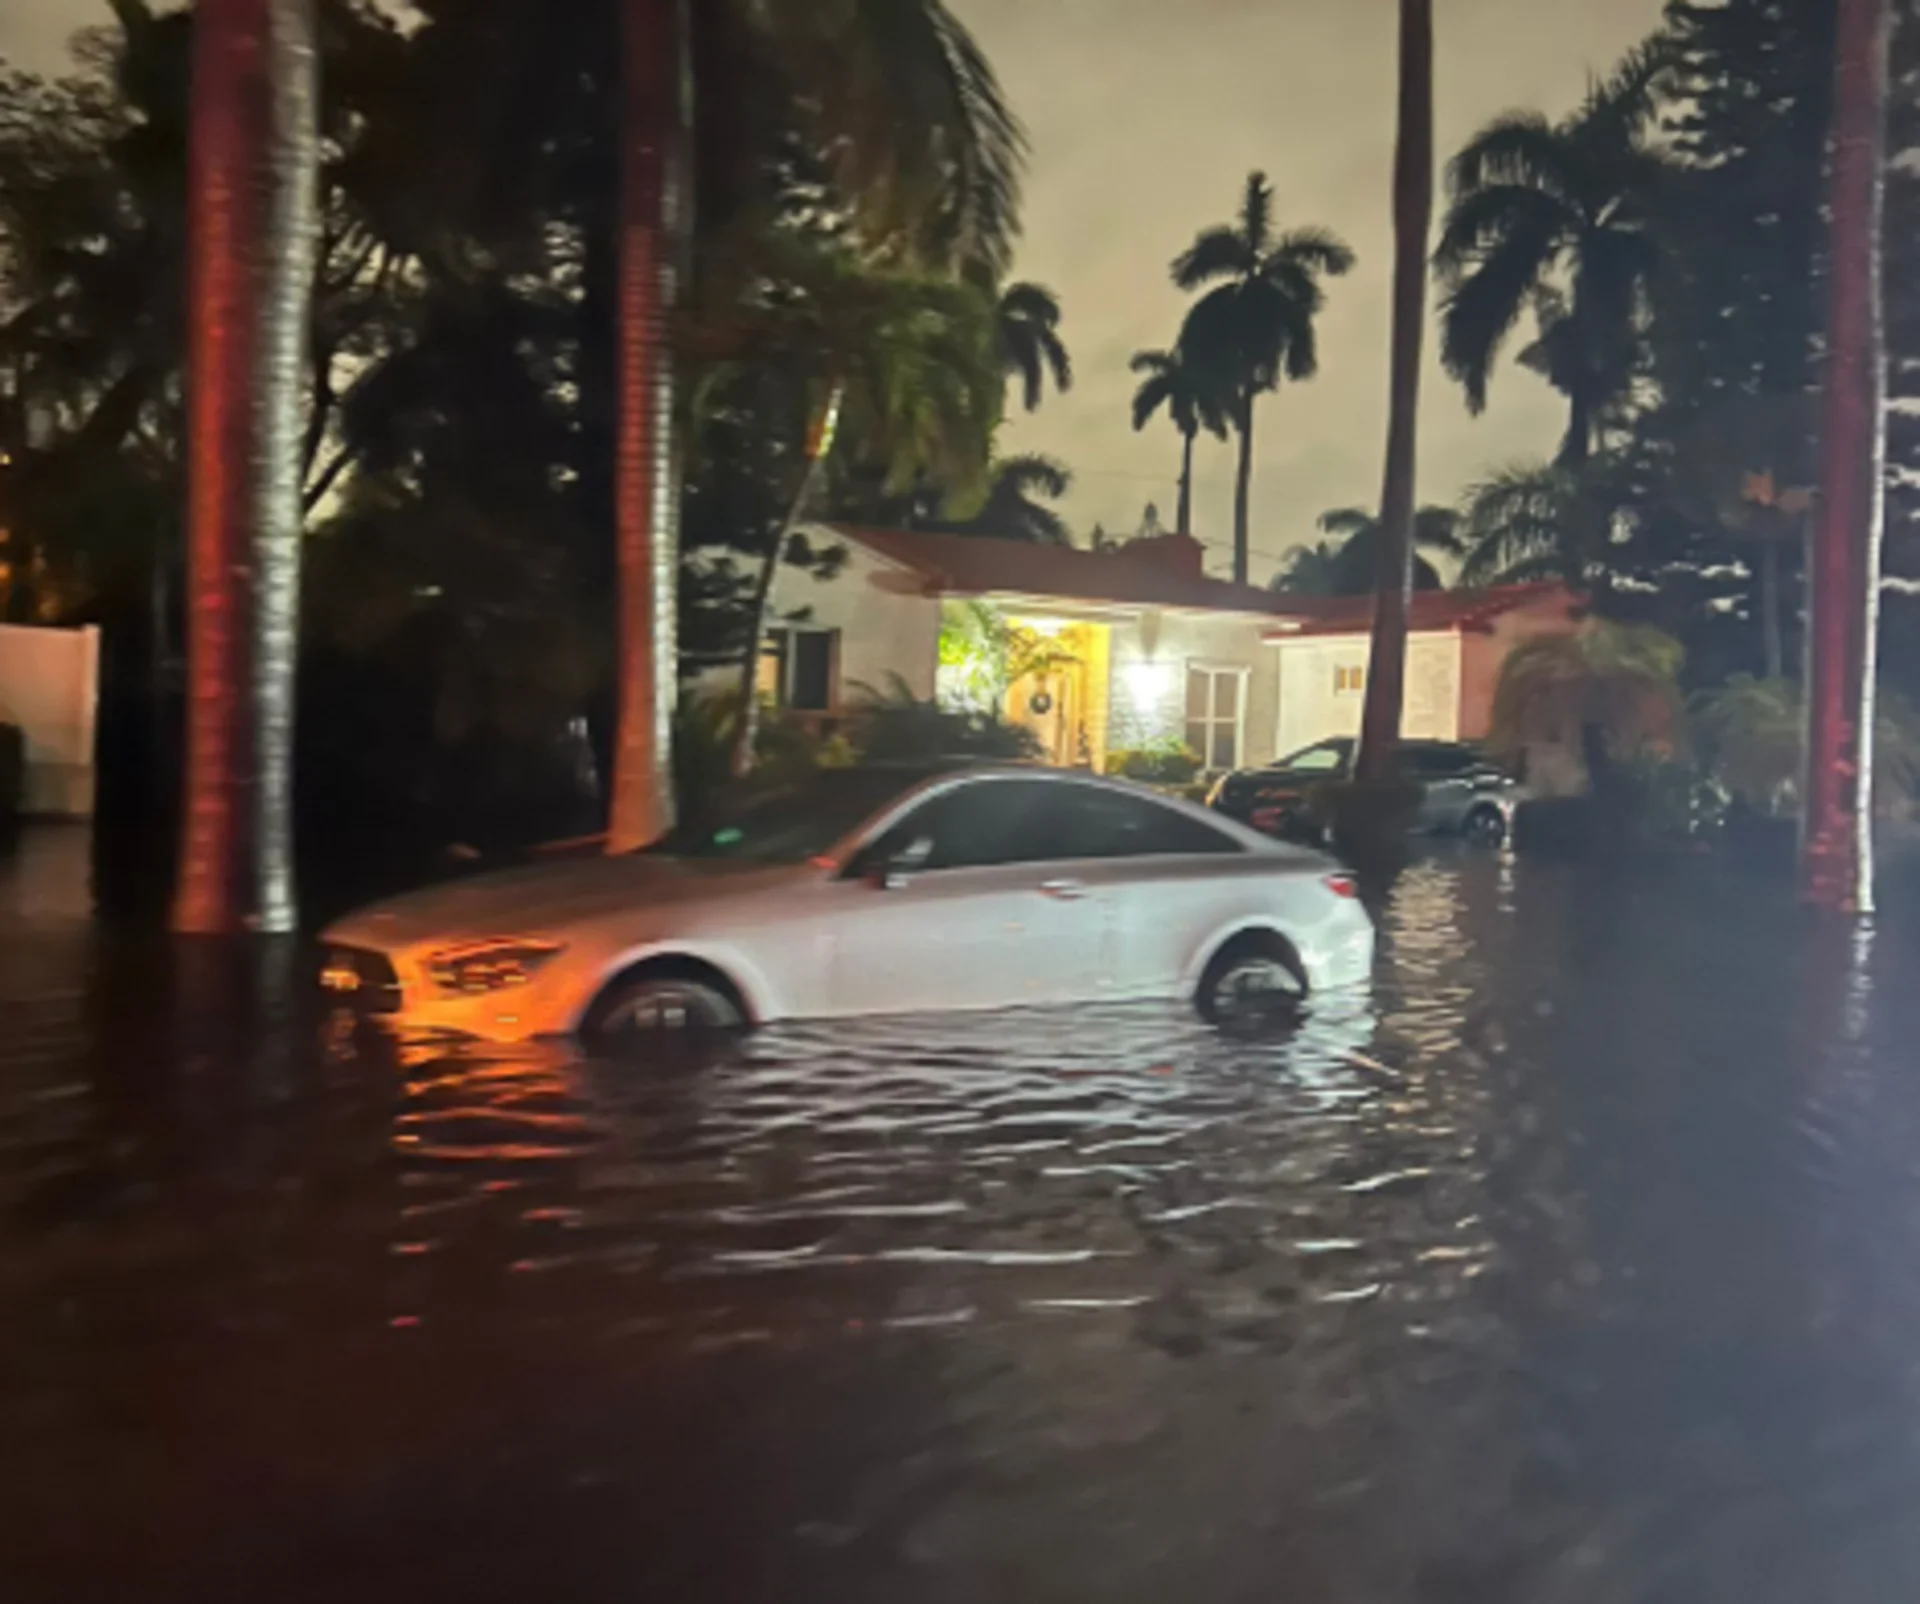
[1184,664,1245,771]
[757,627,839,712]
[1334,663,1366,695]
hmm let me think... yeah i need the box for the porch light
[1124,659,1173,709]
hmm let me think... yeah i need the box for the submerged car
[1208,737,1523,846]
[320,762,1375,1043]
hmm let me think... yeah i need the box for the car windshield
[1273,741,1352,775]
[644,769,926,864]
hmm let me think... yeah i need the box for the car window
[1016,785,1242,861]
[852,777,1054,874]
[852,777,1242,874]
[1278,741,1349,774]
[1405,744,1476,779]
[649,769,923,864]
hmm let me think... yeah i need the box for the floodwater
[5,831,1920,1602]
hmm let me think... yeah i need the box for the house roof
[1259,582,1580,640]
[828,524,1581,637]
[829,525,1291,616]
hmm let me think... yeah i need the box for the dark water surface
[6,834,1920,1602]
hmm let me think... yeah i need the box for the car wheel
[1197,938,1308,1028]
[586,973,744,1045]
[1463,804,1508,847]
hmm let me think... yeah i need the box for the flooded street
[5,838,1920,1602]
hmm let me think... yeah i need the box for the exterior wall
[1406,634,1463,742]
[689,539,942,709]
[1458,594,1584,740]
[1272,631,1461,757]
[1107,609,1281,770]
[0,623,99,817]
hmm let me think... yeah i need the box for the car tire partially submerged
[1196,934,1309,1030]
[584,972,745,1044]
[1463,804,1508,846]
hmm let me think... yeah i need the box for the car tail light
[1324,873,1359,899]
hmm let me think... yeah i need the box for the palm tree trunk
[605,0,692,854]
[173,0,317,935]
[1355,0,1434,787]
[1231,396,1254,586]
[1176,427,1194,537]
[733,386,842,778]
[1760,537,1785,681]
[1557,386,1592,467]
[1802,0,1889,914]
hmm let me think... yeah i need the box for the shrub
[847,677,1041,762]
[1689,676,1920,820]
[1104,738,1201,786]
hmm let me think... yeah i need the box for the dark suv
[1207,738,1522,846]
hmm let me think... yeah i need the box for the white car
[319,762,1375,1043]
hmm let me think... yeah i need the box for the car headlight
[425,939,564,995]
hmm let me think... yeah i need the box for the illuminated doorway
[1004,617,1111,769]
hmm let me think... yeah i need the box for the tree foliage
[1271,506,1460,595]
[0,0,1025,875]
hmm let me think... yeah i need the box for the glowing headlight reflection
[425,940,564,995]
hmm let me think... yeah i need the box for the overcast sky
[4,0,1666,581]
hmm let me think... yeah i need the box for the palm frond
[1432,183,1571,279]
[1572,34,1676,149]
[1446,112,1580,203]
[1438,212,1563,411]
[1171,225,1254,290]
[1129,365,1173,432]
[1412,506,1466,557]
[1317,506,1372,537]
[1266,226,1356,279]
[1457,460,1580,585]
[993,452,1071,501]
[996,280,1071,411]
[782,0,1028,278]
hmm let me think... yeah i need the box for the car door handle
[1039,878,1087,901]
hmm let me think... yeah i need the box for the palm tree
[605,0,690,854]
[1434,39,1669,465]
[173,0,318,935]
[1456,459,1612,586]
[1802,0,1889,911]
[997,281,1071,411]
[1171,172,1353,585]
[1356,0,1435,788]
[938,454,1073,544]
[1268,541,1347,596]
[707,250,1001,773]
[604,0,1025,850]
[1128,345,1227,537]
[1312,504,1460,593]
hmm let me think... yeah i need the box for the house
[749,524,1583,775]
[0,621,100,816]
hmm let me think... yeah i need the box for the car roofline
[815,761,1303,870]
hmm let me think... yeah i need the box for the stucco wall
[0,622,99,816]
[1107,609,1281,769]
[1458,593,1584,740]
[690,536,942,709]
[1273,631,1461,757]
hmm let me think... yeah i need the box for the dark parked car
[1207,738,1523,846]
